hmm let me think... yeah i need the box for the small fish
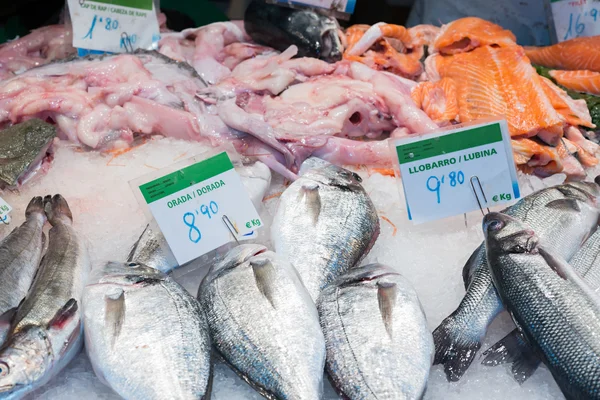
[318,263,433,400]
[0,197,46,345]
[198,244,325,400]
[83,261,212,400]
[0,195,90,399]
[433,181,600,381]
[271,158,380,301]
[244,1,343,62]
[0,119,56,188]
[484,212,600,400]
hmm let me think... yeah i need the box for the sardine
[83,261,212,400]
[484,212,600,400]
[433,182,600,381]
[0,197,46,344]
[0,195,90,399]
[244,1,343,62]
[198,244,325,400]
[318,263,433,400]
[271,159,380,302]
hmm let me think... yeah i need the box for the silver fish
[198,244,325,400]
[127,224,178,273]
[318,263,433,400]
[0,197,46,344]
[484,212,600,400]
[83,261,212,400]
[271,159,380,302]
[433,181,600,381]
[0,195,90,399]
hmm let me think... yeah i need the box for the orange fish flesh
[524,36,600,72]
[410,78,459,125]
[539,76,595,128]
[548,69,600,95]
[432,17,517,55]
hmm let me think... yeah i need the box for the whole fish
[482,226,600,383]
[83,261,212,400]
[244,0,343,62]
[198,244,325,400]
[0,197,46,344]
[433,181,600,381]
[318,263,433,400]
[0,194,90,399]
[484,212,600,400]
[271,159,380,302]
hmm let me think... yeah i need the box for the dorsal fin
[298,182,321,225]
[545,198,581,212]
[105,288,126,347]
[251,258,277,308]
[377,281,397,338]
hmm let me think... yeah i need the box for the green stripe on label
[139,152,233,203]
[396,123,503,164]
[90,0,152,10]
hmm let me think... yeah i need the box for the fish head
[91,261,166,287]
[0,327,52,394]
[483,212,539,255]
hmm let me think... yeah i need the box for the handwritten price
[426,171,465,204]
[564,8,599,40]
[182,201,219,244]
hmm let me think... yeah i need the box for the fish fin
[47,299,79,330]
[251,258,276,308]
[0,308,16,342]
[377,281,397,338]
[538,247,570,280]
[126,224,150,263]
[299,183,321,225]
[44,194,73,225]
[25,196,44,218]
[544,198,581,212]
[462,245,484,289]
[511,347,541,385]
[105,288,126,347]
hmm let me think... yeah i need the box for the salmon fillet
[539,76,595,128]
[411,78,459,125]
[432,17,517,55]
[430,45,565,138]
[525,37,600,71]
[549,69,600,95]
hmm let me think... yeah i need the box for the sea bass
[83,262,212,400]
[318,263,433,400]
[0,197,46,345]
[484,212,600,400]
[271,159,380,302]
[198,244,325,400]
[433,181,600,381]
[0,195,90,399]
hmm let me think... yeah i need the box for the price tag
[391,119,520,224]
[550,0,600,42]
[268,0,356,14]
[136,152,263,265]
[68,0,160,54]
[0,197,11,224]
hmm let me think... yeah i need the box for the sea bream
[271,158,380,301]
[0,197,46,344]
[318,263,434,400]
[83,262,212,400]
[198,244,326,400]
[0,195,90,399]
[484,212,600,399]
[433,181,600,381]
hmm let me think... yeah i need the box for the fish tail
[481,329,540,384]
[25,196,45,218]
[44,194,73,225]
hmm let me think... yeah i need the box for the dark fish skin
[244,1,343,62]
[484,212,600,400]
[433,182,600,382]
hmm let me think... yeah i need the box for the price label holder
[67,0,160,54]
[0,197,12,225]
[390,118,520,224]
[130,150,263,266]
[549,0,600,42]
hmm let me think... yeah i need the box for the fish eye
[486,218,504,232]
[0,361,9,377]
[127,262,139,268]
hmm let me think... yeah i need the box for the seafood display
[1,5,600,400]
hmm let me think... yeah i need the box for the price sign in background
[391,119,520,224]
[68,0,160,54]
[551,0,600,42]
[136,152,263,265]
[267,0,356,14]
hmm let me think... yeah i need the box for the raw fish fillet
[432,17,517,55]
[411,78,459,125]
[549,70,600,95]
[539,76,595,128]
[429,45,565,139]
[511,137,562,171]
[525,37,600,72]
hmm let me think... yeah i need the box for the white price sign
[0,197,12,224]
[68,0,160,54]
[551,0,600,42]
[137,152,263,265]
[391,119,521,224]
